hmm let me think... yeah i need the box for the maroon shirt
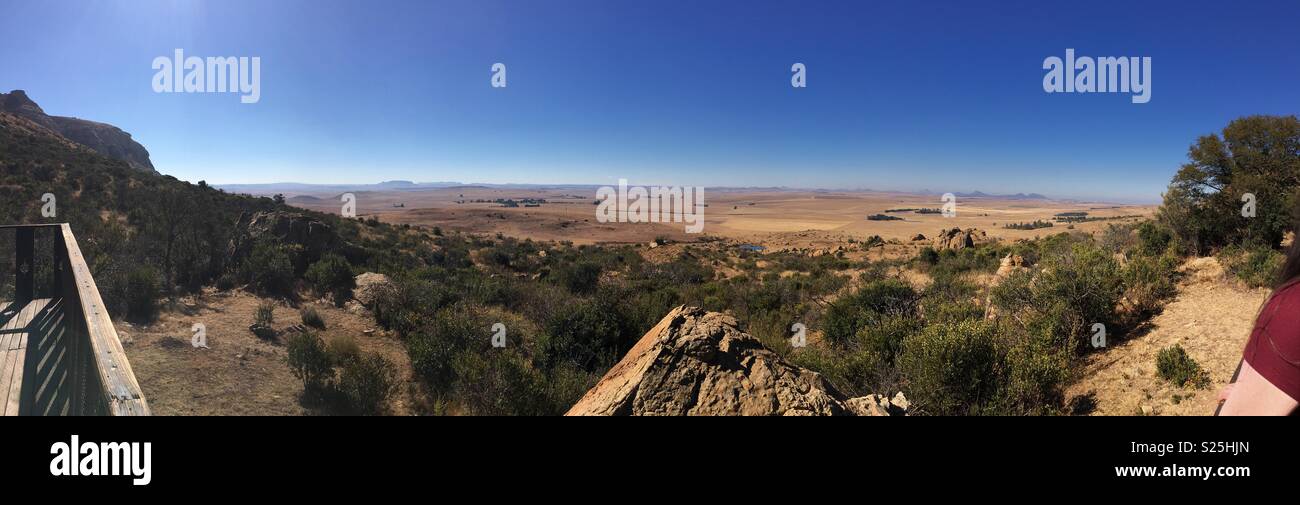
[1244,282,1300,402]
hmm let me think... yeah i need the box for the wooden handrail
[6,223,150,415]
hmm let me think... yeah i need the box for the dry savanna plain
[273,185,1154,250]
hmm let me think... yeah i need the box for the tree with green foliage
[124,267,161,323]
[305,253,356,306]
[1160,115,1300,253]
[286,331,333,393]
[241,240,297,298]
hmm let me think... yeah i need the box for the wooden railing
[1,224,149,416]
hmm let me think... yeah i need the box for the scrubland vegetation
[5,107,1298,415]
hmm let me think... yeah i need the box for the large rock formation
[0,90,156,173]
[933,227,988,250]
[226,210,343,263]
[566,306,906,416]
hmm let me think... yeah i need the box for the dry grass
[1066,257,1268,416]
[119,289,417,415]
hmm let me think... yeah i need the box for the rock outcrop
[566,306,906,416]
[0,90,156,173]
[226,210,343,263]
[993,253,1026,281]
[353,272,393,308]
[933,227,988,250]
[985,253,1028,320]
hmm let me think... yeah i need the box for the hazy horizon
[211,179,1158,204]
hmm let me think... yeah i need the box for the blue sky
[2,0,1297,202]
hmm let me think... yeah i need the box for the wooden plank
[0,298,50,415]
[0,334,13,414]
[57,225,150,415]
[5,334,22,416]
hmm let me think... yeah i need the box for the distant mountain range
[0,90,156,173]
[916,189,1049,200]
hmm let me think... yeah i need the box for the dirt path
[1066,258,1269,416]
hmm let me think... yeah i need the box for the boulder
[353,272,393,308]
[911,233,927,241]
[844,393,910,416]
[566,306,905,416]
[933,227,988,250]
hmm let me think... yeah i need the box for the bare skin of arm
[1217,361,1298,416]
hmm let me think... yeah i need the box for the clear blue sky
[3,0,1297,202]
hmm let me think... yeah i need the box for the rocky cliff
[0,90,156,173]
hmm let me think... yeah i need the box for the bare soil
[120,289,418,416]
[1066,258,1268,416]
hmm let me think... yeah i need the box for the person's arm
[1218,360,1299,416]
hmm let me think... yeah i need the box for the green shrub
[1156,344,1210,389]
[918,248,940,266]
[256,302,275,325]
[451,349,553,415]
[822,279,919,353]
[791,346,892,398]
[373,277,460,337]
[922,298,985,325]
[1136,221,1174,256]
[1001,331,1071,414]
[1218,243,1283,288]
[124,267,161,324]
[538,299,625,372]
[305,253,355,307]
[1121,252,1180,320]
[1099,223,1138,254]
[301,306,326,329]
[853,314,924,363]
[286,331,333,392]
[241,240,296,297]
[924,247,1002,284]
[897,320,1003,415]
[336,353,399,415]
[325,334,360,364]
[991,242,1123,354]
[406,305,480,396]
[554,260,602,295]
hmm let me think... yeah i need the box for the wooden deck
[0,298,53,416]
[0,223,149,416]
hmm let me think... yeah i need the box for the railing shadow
[18,298,71,415]
[1,224,149,415]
